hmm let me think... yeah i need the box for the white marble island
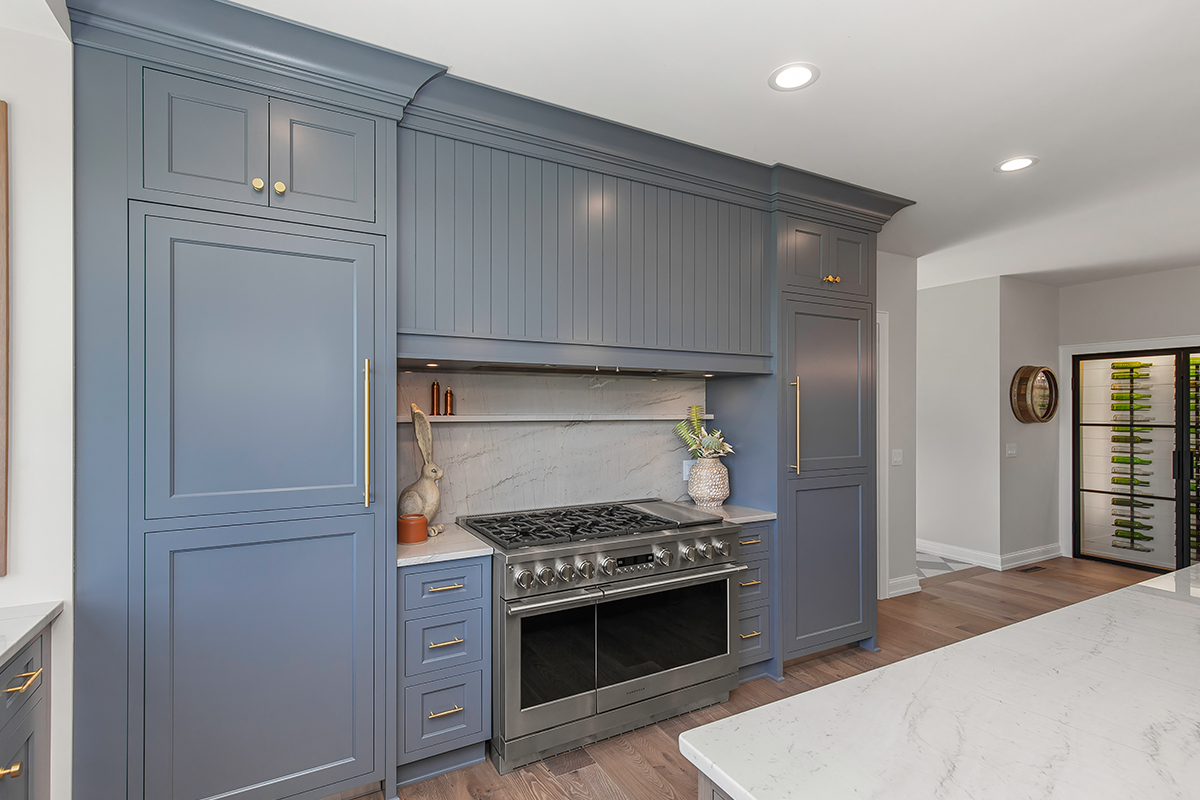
[680,566,1200,800]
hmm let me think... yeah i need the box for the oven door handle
[506,588,602,617]
[597,563,747,600]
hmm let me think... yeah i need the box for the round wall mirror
[1011,366,1059,423]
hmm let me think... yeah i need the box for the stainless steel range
[458,499,744,774]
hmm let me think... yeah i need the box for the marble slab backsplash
[397,373,704,524]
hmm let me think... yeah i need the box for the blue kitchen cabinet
[397,557,493,788]
[0,626,54,800]
[780,216,872,298]
[143,69,378,221]
[736,522,776,674]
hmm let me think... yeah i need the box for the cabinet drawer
[403,609,484,679]
[737,604,772,667]
[403,563,484,612]
[402,670,484,759]
[736,523,771,557]
[0,637,42,736]
[737,559,771,605]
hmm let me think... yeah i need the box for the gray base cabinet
[735,522,775,670]
[397,557,492,788]
[0,631,52,800]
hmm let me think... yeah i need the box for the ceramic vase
[687,457,729,508]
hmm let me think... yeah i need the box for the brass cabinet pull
[739,631,762,640]
[428,582,464,593]
[0,762,21,779]
[364,359,370,507]
[251,178,264,191]
[428,636,464,650]
[739,579,762,587]
[790,377,800,472]
[274,181,286,195]
[4,668,41,694]
[821,275,841,283]
[740,539,762,546]
[428,704,463,720]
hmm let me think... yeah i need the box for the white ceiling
[228,0,1200,288]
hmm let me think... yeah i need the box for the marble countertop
[0,602,64,667]
[669,502,776,525]
[396,524,493,567]
[680,565,1200,800]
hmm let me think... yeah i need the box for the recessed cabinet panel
[830,228,870,296]
[143,69,269,205]
[0,697,47,800]
[143,516,377,800]
[783,298,871,473]
[781,217,826,292]
[270,100,376,221]
[142,213,380,518]
[780,216,871,297]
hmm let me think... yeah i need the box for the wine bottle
[1111,446,1154,454]
[1111,403,1152,411]
[1112,382,1153,391]
[1112,456,1152,465]
[1112,476,1149,486]
[1112,497,1152,508]
[1111,371,1151,380]
[1112,435,1149,443]
[1112,530,1154,541]
[1111,509,1153,519]
[1112,415,1155,422]
[1112,540,1153,552]
[1111,393,1152,401]
[1113,519,1152,530]
[1111,425,1152,432]
[1111,361,1154,369]
[1111,467,1153,476]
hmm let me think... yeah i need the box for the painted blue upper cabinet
[780,216,873,298]
[143,69,377,221]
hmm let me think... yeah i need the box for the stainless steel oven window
[520,603,595,708]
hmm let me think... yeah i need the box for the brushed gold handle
[739,631,762,640]
[274,181,286,195]
[790,378,800,472]
[740,539,762,546]
[428,636,464,650]
[0,762,21,779]
[822,275,841,284]
[4,668,41,694]
[428,705,463,720]
[835,276,841,283]
[364,359,371,507]
[428,582,464,593]
[251,178,265,191]
[739,579,762,587]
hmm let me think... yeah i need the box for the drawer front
[402,671,484,759]
[403,609,484,679]
[737,558,771,605]
[736,523,771,557]
[403,562,484,612]
[737,604,773,667]
[0,637,43,736]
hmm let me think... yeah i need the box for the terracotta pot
[398,514,429,545]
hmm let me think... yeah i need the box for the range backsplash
[397,373,704,525]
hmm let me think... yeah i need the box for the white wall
[1060,263,1200,345]
[0,18,74,800]
[916,277,1001,560]
[877,252,918,590]
[998,277,1060,560]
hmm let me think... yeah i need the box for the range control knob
[536,566,556,586]
[715,540,732,557]
[557,563,576,582]
[578,560,596,579]
[600,557,617,576]
[515,570,534,590]
[697,542,714,559]
[656,549,673,567]
[681,545,697,563]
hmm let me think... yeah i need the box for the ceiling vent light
[994,156,1039,173]
[768,62,820,92]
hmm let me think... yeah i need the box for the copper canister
[398,514,428,545]
[445,389,454,416]
[430,380,440,415]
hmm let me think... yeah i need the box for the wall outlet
[890,448,903,466]
[683,460,693,481]
[1005,443,1017,458]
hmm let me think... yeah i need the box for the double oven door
[501,563,742,740]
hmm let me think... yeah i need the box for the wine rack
[1191,355,1199,565]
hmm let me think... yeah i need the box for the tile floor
[915,551,976,579]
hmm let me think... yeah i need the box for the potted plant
[674,405,734,507]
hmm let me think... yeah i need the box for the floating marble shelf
[397,413,714,424]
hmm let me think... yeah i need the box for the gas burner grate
[459,502,678,550]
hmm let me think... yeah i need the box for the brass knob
[0,762,22,779]
[274,181,286,195]
[834,276,841,283]
[251,178,265,191]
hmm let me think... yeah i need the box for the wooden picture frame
[0,100,8,576]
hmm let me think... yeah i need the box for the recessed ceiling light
[426,363,438,367]
[769,62,820,92]
[994,156,1039,173]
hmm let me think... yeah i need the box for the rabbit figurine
[399,403,445,535]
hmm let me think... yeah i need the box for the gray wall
[916,277,1002,559]
[1060,263,1200,345]
[998,277,1060,559]
[877,252,918,587]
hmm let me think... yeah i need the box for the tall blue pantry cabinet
[72,1,442,798]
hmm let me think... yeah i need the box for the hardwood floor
[380,557,1149,800]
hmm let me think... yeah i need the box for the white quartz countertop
[669,502,775,525]
[680,565,1200,800]
[396,523,493,567]
[0,601,64,667]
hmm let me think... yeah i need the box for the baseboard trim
[887,574,921,597]
[917,539,1062,572]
